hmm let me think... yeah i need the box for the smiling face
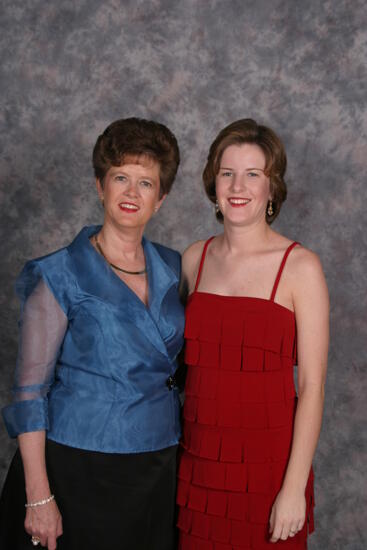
[215,143,271,227]
[96,156,166,231]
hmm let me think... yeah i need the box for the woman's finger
[56,515,63,538]
[288,523,298,538]
[269,519,283,542]
[47,532,57,550]
[297,519,305,532]
[280,524,290,541]
[269,507,275,533]
[37,530,48,548]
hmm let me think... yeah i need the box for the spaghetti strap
[270,242,300,302]
[194,237,215,292]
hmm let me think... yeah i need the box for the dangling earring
[267,200,273,216]
[100,196,104,207]
[154,205,159,213]
[215,200,220,214]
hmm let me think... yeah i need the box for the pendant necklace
[94,234,147,275]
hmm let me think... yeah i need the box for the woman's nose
[230,174,244,192]
[124,180,140,196]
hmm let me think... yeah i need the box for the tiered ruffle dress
[177,239,314,550]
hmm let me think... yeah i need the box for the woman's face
[97,157,166,230]
[215,143,271,227]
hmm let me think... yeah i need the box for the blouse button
[166,375,177,391]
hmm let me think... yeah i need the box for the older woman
[176,119,329,549]
[0,118,184,550]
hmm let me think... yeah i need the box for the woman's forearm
[18,431,52,503]
[18,431,63,548]
[282,384,325,493]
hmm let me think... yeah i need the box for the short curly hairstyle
[203,118,287,224]
[93,117,180,197]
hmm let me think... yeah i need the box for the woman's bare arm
[19,431,63,550]
[269,248,329,542]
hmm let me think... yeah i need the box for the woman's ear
[96,179,104,204]
[154,193,167,213]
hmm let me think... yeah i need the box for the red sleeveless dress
[177,239,315,550]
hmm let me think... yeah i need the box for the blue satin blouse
[2,226,185,453]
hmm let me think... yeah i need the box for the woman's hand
[269,487,306,542]
[24,499,63,550]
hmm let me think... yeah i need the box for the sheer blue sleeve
[2,263,68,437]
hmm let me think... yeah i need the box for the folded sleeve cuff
[2,398,49,438]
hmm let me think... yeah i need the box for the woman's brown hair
[93,117,180,197]
[203,118,287,223]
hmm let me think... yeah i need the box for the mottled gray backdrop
[1,1,366,548]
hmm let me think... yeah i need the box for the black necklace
[94,235,147,275]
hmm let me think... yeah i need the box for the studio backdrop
[0,1,366,549]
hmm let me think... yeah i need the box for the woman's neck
[97,220,144,261]
[220,218,274,255]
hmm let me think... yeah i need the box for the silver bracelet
[25,494,55,508]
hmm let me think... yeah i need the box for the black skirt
[0,439,178,550]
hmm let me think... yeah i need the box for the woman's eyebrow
[219,166,265,171]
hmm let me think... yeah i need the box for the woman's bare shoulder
[178,240,207,301]
[182,240,207,279]
[287,243,328,297]
[182,239,206,262]
[290,244,324,273]
[270,230,323,274]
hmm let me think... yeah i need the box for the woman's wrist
[25,477,52,502]
[281,474,308,495]
[25,494,55,508]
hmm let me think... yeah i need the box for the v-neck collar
[92,229,151,310]
[67,226,179,358]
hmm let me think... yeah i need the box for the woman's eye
[248,172,259,177]
[221,171,233,177]
[115,175,127,182]
[140,180,152,188]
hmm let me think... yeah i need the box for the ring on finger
[31,536,40,546]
